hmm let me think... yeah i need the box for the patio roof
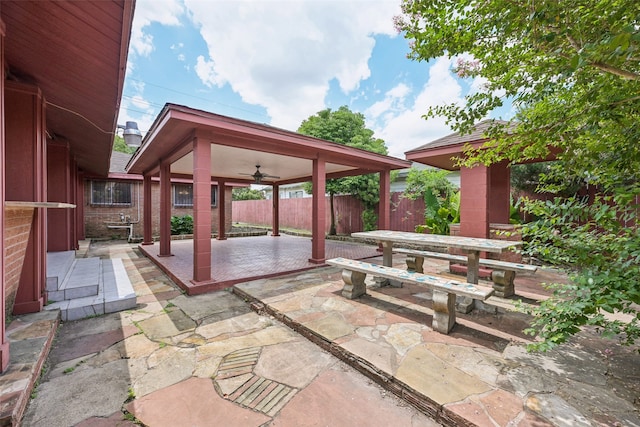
[405,119,511,170]
[126,103,411,182]
[2,0,134,176]
[405,119,561,171]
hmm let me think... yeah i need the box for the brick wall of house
[84,180,233,240]
[4,207,34,315]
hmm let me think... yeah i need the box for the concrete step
[45,250,76,293]
[48,258,101,302]
[45,258,137,321]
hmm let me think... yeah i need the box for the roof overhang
[405,120,556,170]
[406,139,488,171]
[2,0,135,176]
[126,104,411,184]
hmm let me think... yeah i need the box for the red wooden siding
[232,192,426,234]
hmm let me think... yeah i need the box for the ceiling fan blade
[236,165,279,182]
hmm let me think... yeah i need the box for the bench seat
[326,257,494,334]
[393,248,537,272]
[393,248,537,297]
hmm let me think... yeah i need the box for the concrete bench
[326,257,494,334]
[393,248,537,297]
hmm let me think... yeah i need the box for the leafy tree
[396,0,640,351]
[298,106,389,234]
[511,162,583,198]
[232,187,265,201]
[113,135,137,154]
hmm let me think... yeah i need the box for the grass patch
[122,410,144,425]
[125,386,136,403]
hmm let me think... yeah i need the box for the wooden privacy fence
[232,192,426,234]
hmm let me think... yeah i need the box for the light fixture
[117,121,143,147]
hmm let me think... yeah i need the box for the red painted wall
[47,141,76,251]
[460,166,490,238]
[1,15,8,372]
[488,161,511,224]
[5,81,46,315]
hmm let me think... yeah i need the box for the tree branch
[565,33,640,81]
[610,94,640,106]
[589,61,640,81]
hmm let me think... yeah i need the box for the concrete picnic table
[351,230,522,285]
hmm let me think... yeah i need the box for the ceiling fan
[239,165,280,184]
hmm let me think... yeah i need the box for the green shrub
[361,208,378,232]
[170,215,193,235]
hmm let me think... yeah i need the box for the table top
[351,230,521,253]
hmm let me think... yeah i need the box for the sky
[118,0,511,160]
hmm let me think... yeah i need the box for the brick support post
[309,156,326,263]
[192,135,212,283]
[158,160,172,256]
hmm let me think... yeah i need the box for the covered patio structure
[405,119,557,241]
[126,104,410,294]
[405,120,514,239]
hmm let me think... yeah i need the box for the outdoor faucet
[119,213,125,222]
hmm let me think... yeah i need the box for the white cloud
[122,0,478,159]
[184,0,400,130]
[121,0,185,133]
[130,0,184,57]
[195,56,225,88]
[131,95,152,110]
[366,82,410,119]
[367,56,463,159]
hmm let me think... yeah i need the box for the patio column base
[308,257,325,264]
[158,253,174,257]
[189,279,217,287]
[187,279,230,295]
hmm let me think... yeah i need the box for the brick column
[378,169,391,230]
[216,180,226,240]
[142,173,153,245]
[272,184,280,237]
[158,160,172,256]
[309,156,326,263]
[192,135,211,283]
